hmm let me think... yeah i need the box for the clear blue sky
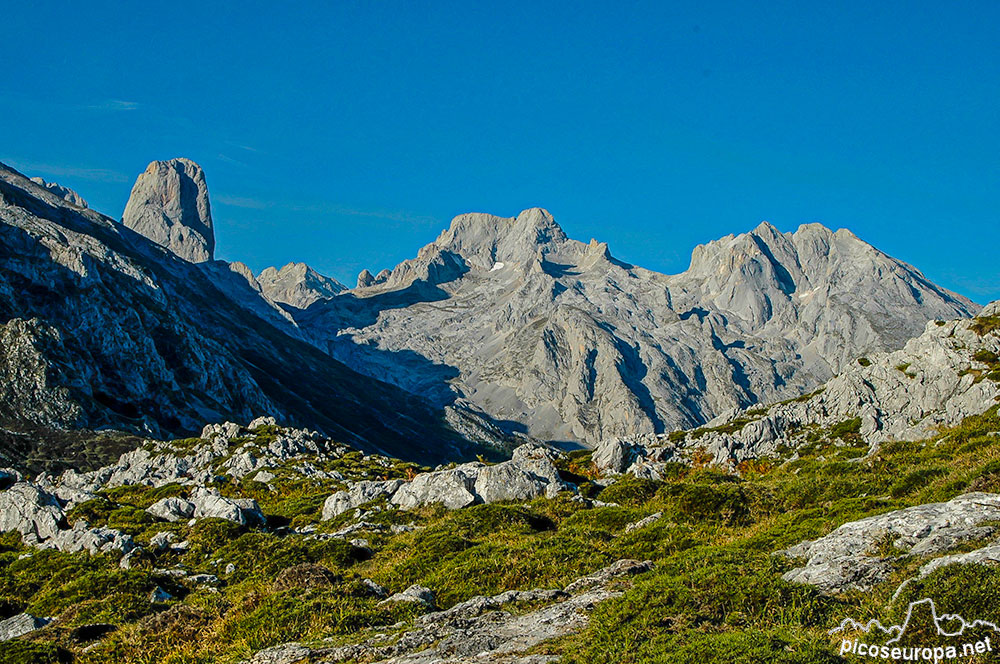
[3,1,998,302]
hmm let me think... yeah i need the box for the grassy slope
[3,404,1000,663]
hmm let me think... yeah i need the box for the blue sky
[2,1,998,302]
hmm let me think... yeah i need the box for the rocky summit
[256,262,346,309]
[298,208,976,445]
[28,176,87,208]
[122,158,215,263]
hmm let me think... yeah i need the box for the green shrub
[973,349,999,364]
[0,595,23,619]
[889,468,947,498]
[4,551,155,618]
[559,547,836,663]
[598,475,662,507]
[66,497,115,526]
[653,629,844,664]
[202,533,358,580]
[188,518,244,549]
[829,417,862,441]
[0,642,73,664]
[103,483,186,509]
[660,480,751,525]
[971,316,1000,336]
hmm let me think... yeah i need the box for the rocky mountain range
[1,302,998,660]
[0,159,481,467]
[0,157,981,470]
[590,303,1000,477]
[1,155,999,664]
[295,208,977,446]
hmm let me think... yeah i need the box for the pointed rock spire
[122,158,214,263]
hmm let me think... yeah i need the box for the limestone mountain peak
[434,207,568,270]
[121,158,214,263]
[28,176,88,208]
[300,207,977,446]
[256,262,346,308]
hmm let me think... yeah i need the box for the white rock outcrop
[386,443,569,511]
[321,479,404,520]
[391,463,482,510]
[379,584,436,607]
[0,479,136,555]
[0,613,52,642]
[144,486,263,527]
[122,158,214,263]
[0,481,64,542]
[29,176,87,208]
[256,262,345,309]
[780,492,1000,593]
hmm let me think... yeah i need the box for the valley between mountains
[2,158,1000,663]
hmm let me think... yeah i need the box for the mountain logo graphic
[830,598,1000,643]
[831,599,1000,661]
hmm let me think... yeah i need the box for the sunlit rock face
[29,176,87,208]
[302,210,978,445]
[256,262,346,309]
[122,158,214,263]
[0,160,482,463]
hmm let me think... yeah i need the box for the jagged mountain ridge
[28,176,87,208]
[297,207,977,445]
[255,262,347,309]
[0,155,979,462]
[0,161,482,465]
[589,304,1000,479]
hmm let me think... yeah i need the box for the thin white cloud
[213,192,438,226]
[85,99,140,112]
[6,159,130,184]
[216,153,249,168]
[214,194,272,209]
[228,142,260,153]
[314,204,440,226]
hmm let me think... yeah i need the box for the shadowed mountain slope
[0,161,482,465]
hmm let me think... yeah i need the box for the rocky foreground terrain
[0,306,999,662]
[590,302,1000,474]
